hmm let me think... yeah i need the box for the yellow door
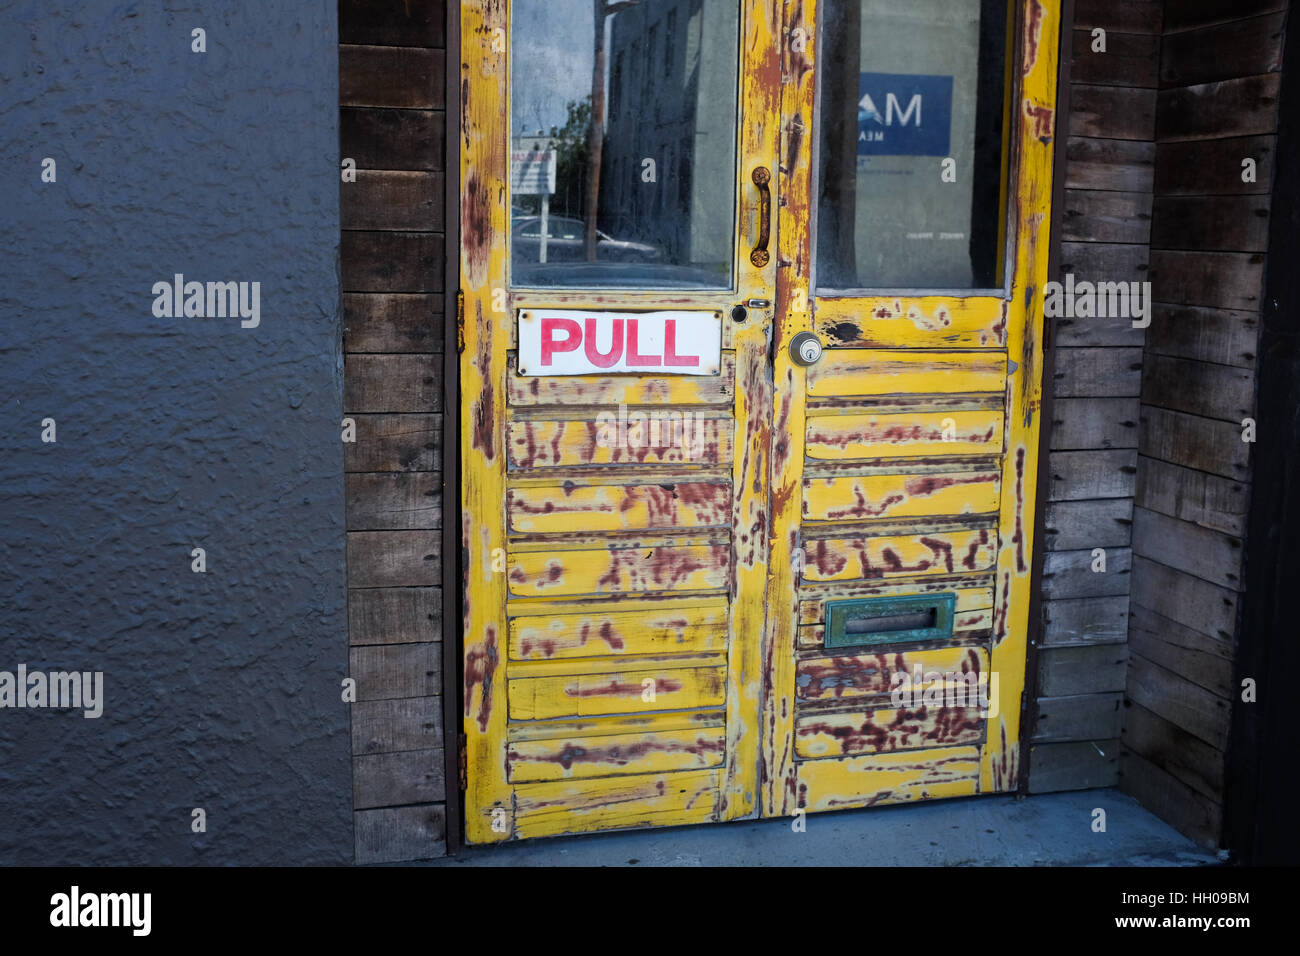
[760,0,1059,815]
[459,0,781,842]
[460,0,1059,842]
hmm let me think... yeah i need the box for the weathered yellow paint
[463,0,1060,840]
[802,471,1001,522]
[801,529,997,582]
[507,416,735,469]
[461,0,781,841]
[506,544,730,597]
[794,704,987,758]
[507,353,736,406]
[763,0,1061,818]
[507,482,732,533]
[815,297,1008,348]
[805,409,1005,459]
[508,604,729,661]
[512,769,720,839]
[980,0,1060,794]
[459,0,512,845]
[795,747,982,811]
[507,726,726,782]
[508,665,727,719]
[794,646,989,701]
[807,350,1008,397]
[506,708,724,742]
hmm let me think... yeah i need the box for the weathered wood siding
[1122,0,1286,849]
[1027,0,1156,792]
[340,0,450,864]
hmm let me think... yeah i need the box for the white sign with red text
[517,309,722,376]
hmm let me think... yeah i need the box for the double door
[459,0,1060,843]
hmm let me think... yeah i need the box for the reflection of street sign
[511,149,556,195]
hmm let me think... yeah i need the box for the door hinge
[458,732,468,791]
[455,289,466,353]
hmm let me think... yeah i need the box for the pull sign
[517,309,722,376]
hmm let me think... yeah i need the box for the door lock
[789,331,823,366]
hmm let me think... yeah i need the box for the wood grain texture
[347,473,442,530]
[345,354,442,413]
[348,586,442,645]
[354,804,445,864]
[352,696,444,755]
[1153,134,1275,195]
[1032,692,1123,742]
[1049,397,1139,450]
[341,170,445,231]
[347,531,441,587]
[340,0,446,47]
[1042,596,1130,646]
[354,748,446,807]
[341,231,445,293]
[1064,137,1155,192]
[1138,405,1251,480]
[1069,85,1156,140]
[1070,30,1158,88]
[1119,747,1220,848]
[1044,497,1133,550]
[1038,644,1129,695]
[1141,354,1255,423]
[1040,547,1132,599]
[1028,740,1119,792]
[341,107,445,171]
[339,45,444,108]
[1047,449,1138,501]
[1145,304,1258,368]
[349,642,440,701]
[343,414,441,473]
[1156,74,1282,142]
[1135,455,1248,536]
[344,293,443,353]
[1061,189,1152,243]
[1130,555,1238,642]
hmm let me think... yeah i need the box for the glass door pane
[815,0,1011,290]
[509,0,740,289]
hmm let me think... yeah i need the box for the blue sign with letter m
[857,72,953,156]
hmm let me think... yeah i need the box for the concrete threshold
[430,789,1222,867]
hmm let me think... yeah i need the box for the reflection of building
[603,0,737,272]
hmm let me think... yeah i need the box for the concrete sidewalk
[430,789,1222,867]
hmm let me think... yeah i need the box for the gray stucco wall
[0,2,350,864]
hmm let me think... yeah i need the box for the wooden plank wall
[339,0,449,864]
[1026,0,1158,792]
[1121,0,1286,848]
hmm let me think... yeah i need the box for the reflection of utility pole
[585,0,640,261]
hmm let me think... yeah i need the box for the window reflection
[509,0,739,289]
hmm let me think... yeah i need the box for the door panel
[460,0,781,843]
[762,0,1058,816]
[462,0,1059,841]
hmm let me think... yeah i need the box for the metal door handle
[750,166,771,267]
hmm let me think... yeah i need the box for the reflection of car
[511,260,728,290]
[511,216,663,264]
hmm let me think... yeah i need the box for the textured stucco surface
[0,2,350,864]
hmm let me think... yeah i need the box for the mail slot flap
[824,593,957,649]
